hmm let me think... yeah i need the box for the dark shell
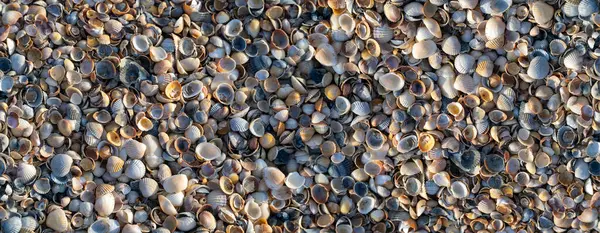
[450,150,480,174]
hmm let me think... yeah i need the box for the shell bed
[0,0,599,232]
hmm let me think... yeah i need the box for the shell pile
[3,0,600,232]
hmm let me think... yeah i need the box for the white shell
[412,40,438,59]
[162,174,188,193]
[378,73,405,91]
[125,159,146,180]
[441,36,461,56]
[527,56,550,80]
[485,17,505,39]
[95,193,116,217]
[454,54,475,74]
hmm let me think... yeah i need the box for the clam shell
[196,142,222,160]
[454,54,475,74]
[397,135,419,153]
[162,174,188,193]
[230,117,249,132]
[139,178,159,197]
[315,44,337,67]
[378,73,405,91]
[412,40,438,59]
[351,102,371,116]
[50,154,73,177]
[158,195,178,216]
[442,36,461,56]
[2,217,21,233]
[454,74,477,94]
[450,181,469,198]
[579,0,599,17]
[485,17,505,39]
[88,219,120,233]
[95,193,116,217]
[125,159,146,180]
[531,1,554,24]
[263,167,286,189]
[47,209,69,232]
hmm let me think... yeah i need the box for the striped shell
[107,156,125,175]
[351,102,371,116]
[441,36,461,56]
[579,0,599,17]
[230,117,249,132]
[527,56,550,80]
[125,159,146,180]
[50,154,73,177]
[454,54,475,74]
[95,183,115,197]
[531,1,554,24]
[2,217,22,233]
[207,190,228,207]
[454,74,477,94]
[17,162,38,184]
[124,139,147,159]
[139,178,159,197]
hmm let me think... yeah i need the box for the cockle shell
[47,209,69,232]
[50,154,73,177]
[162,174,188,193]
[412,40,438,59]
[527,56,550,79]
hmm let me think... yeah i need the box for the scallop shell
[527,56,550,80]
[454,74,477,94]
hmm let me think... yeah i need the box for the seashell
[263,167,286,189]
[124,140,147,159]
[95,193,116,217]
[159,195,178,216]
[47,209,69,232]
[442,36,461,56]
[579,0,599,17]
[17,162,38,184]
[397,135,419,153]
[454,54,475,74]
[315,44,337,66]
[423,18,442,39]
[378,73,405,91]
[311,184,329,204]
[285,172,305,189]
[366,128,386,150]
[485,17,505,39]
[89,219,120,233]
[450,181,469,198]
[531,1,554,25]
[412,40,438,59]
[139,178,159,197]
[50,154,73,177]
[162,174,188,193]
[454,74,477,94]
[230,117,249,132]
[196,142,222,161]
[404,177,422,196]
[132,35,151,53]
[198,211,217,230]
[351,102,371,116]
[224,19,243,37]
[2,217,21,233]
[357,196,376,214]
[215,83,235,105]
[125,159,146,180]
[458,0,478,9]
